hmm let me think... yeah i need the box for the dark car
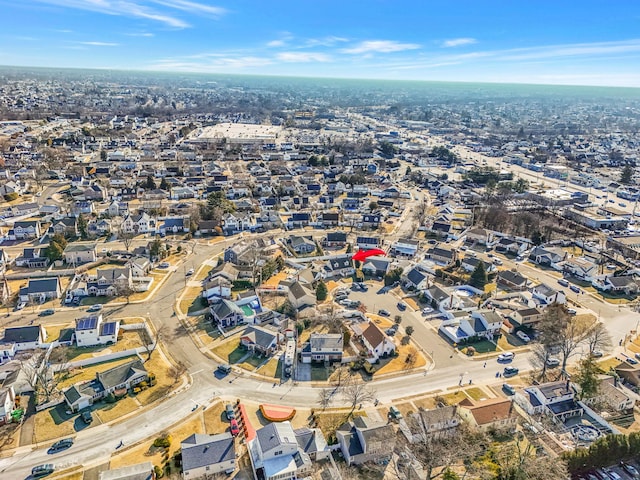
[503,366,519,378]
[386,327,397,336]
[225,404,235,420]
[32,464,55,478]
[378,309,390,317]
[81,410,93,424]
[625,356,639,365]
[39,309,55,317]
[621,462,639,477]
[502,383,516,396]
[397,302,407,311]
[569,285,581,294]
[48,438,73,453]
[230,418,240,436]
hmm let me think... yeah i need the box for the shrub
[3,192,18,201]
[153,433,172,449]
[153,465,164,478]
[133,387,141,394]
[105,393,117,403]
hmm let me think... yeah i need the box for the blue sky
[1,0,640,87]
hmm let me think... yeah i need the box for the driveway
[295,362,311,381]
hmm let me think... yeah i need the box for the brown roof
[462,397,514,425]
[362,321,385,349]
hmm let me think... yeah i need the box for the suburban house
[322,254,354,279]
[288,235,316,255]
[465,227,494,245]
[355,236,381,250]
[121,213,155,234]
[531,283,567,306]
[181,433,236,479]
[461,257,493,274]
[63,242,98,265]
[390,238,420,257]
[300,333,343,364]
[563,257,598,282]
[582,375,635,412]
[240,325,282,356]
[287,281,316,310]
[14,248,48,269]
[407,405,460,443]
[159,217,189,234]
[1,325,47,351]
[529,246,567,267]
[496,270,528,290]
[293,427,330,461]
[439,309,503,343]
[210,299,245,328]
[592,275,639,295]
[403,267,429,290]
[98,462,154,480]
[88,267,133,296]
[336,416,395,466]
[615,362,640,387]
[202,277,232,301]
[323,231,348,248]
[0,386,16,425]
[248,421,318,480]
[74,314,120,347]
[356,321,395,362]
[63,359,149,412]
[11,220,40,240]
[128,257,152,277]
[52,217,79,237]
[361,257,391,278]
[515,381,583,423]
[509,307,544,328]
[19,278,61,303]
[426,247,457,266]
[458,397,517,432]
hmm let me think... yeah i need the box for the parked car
[32,464,55,478]
[516,331,531,343]
[397,302,407,311]
[635,352,640,361]
[386,327,397,336]
[230,419,240,436]
[590,350,604,358]
[48,438,73,454]
[217,364,232,375]
[81,410,93,424]
[186,268,194,276]
[546,358,560,368]
[14,302,26,311]
[502,383,516,395]
[497,352,515,362]
[225,404,235,420]
[87,304,102,312]
[503,366,519,378]
[158,262,170,268]
[570,285,581,294]
[558,279,569,287]
[378,309,390,317]
[625,356,639,365]
[621,462,639,477]
[422,307,434,315]
[389,406,403,420]
[39,309,55,317]
[567,308,577,315]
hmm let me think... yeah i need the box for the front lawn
[458,339,497,354]
[94,395,140,423]
[57,356,139,389]
[33,404,76,443]
[311,366,329,381]
[257,357,282,378]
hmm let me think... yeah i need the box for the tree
[469,261,488,289]
[168,360,187,386]
[160,177,170,191]
[573,355,602,400]
[368,201,379,211]
[584,321,612,356]
[77,213,88,239]
[494,437,569,480]
[19,349,67,403]
[149,237,164,260]
[317,388,333,410]
[379,141,396,159]
[405,325,414,337]
[341,377,375,416]
[140,324,168,362]
[442,468,460,480]
[384,267,403,286]
[620,165,634,184]
[394,315,402,325]
[44,233,67,262]
[315,280,328,301]
[100,149,107,161]
[119,228,135,251]
[144,175,156,190]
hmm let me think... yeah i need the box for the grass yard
[57,356,139,389]
[237,354,264,371]
[134,350,176,406]
[374,345,427,376]
[256,357,282,378]
[194,264,213,282]
[49,468,83,480]
[465,387,489,401]
[598,357,624,372]
[33,404,77,444]
[94,395,140,424]
[0,422,21,452]
[203,402,229,435]
[413,396,439,411]
[458,340,497,354]
[311,366,329,382]
[64,331,144,362]
[179,286,205,315]
[440,391,468,405]
[110,417,203,470]
[314,410,365,441]
[44,323,74,343]
[211,337,247,364]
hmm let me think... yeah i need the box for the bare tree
[584,321,612,355]
[493,436,569,480]
[168,360,187,386]
[341,377,375,416]
[118,227,135,251]
[556,315,593,377]
[19,350,63,403]
[317,388,333,411]
[140,324,168,362]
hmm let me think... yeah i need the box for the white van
[546,358,560,368]
[516,331,531,343]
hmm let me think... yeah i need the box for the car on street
[225,404,235,420]
[338,299,352,306]
[422,307,433,315]
[217,364,232,375]
[158,262,170,268]
[503,366,519,378]
[32,464,55,478]
[186,268,194,276]
[621,462,639,477]
[386,327,397,336]
[14,302,26,311]
[516,331,531,343]
[497,352,515,362]
[378,309,390,317]
[590,350,604,358]
[558,278,569,287]
[81,410,93,424]
[87,304,102,312]
[48,438,73,454]
[230,418,240,436]
[389,405,403,420]
[546,357,560,368]
[39,309,55,317]
[625,356,638,365]
[397,302,407,311]
[570,285,581,294]
[635,352,640,361]
[567,308,577,315]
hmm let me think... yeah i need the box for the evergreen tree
[469,261,488,289]
[160,177,170,191]
[77,214,88,239]
[620,165,634,184]
[573,355,602,400]
[144,175,156,190]
[315,281,328,301]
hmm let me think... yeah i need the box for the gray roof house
[1,325,47,351]
[210,299,245,328]
[98,462,154,480]
[240,325,282,356]
[19,278,61,303]
[181,433,236,478]
[336,416,395,466]
[301,333,343,364]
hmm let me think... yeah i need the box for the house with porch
[287,281,316,310]
[62,359,148,412]
[563,257,598,282]
[300,333,343,364]
[210,299,245,328]
[531,283,566,306]
[515,381,583,423]
[74,314,120,347]
[390,238,420,257]
[240,325,282,356]
[496,270,528,290]
[403,267,429,290]
[1,325,47,352]
[458,397,517,432]
[592,275,639,295]
[322,254,354,279]
[87,267,133,296]
[529,246,567,267]
[336,416,395,466]
[11,220,40,240]
[181,433,236,479]
[426,247,457,266]
[355,321,395,362]
[19,278,61,303]
[14,248,48,269]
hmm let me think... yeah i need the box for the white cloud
[150,55,272,71]
[79,41,120,46]
[276,52,331,63]
[125,32,155,37]
[442,37,477,48]
[267,40,286,47]
[341,40,420,54]
[31,0,227,28]
[305,36,348,47]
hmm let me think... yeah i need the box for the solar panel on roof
[102,322,116,336]
[77,316,98,330]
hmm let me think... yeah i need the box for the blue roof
[102,322,117,336]
[77,316,98,330]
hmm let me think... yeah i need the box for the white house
[358,321,395,362]
[74,314,120,347]
[181,433,236,479]
[531,283,567,306]
[121,213,155,234]
[301,333,343,364]
[63,242,98,265]
[0,386,16,425]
